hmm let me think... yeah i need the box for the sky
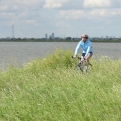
[0,0,121,38]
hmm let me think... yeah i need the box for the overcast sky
[0,0,121,38]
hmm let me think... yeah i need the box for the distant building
[52,33,54,39]
[49,35,52,39]
[45,33,48,39]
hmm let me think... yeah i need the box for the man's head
[81,34,88,42]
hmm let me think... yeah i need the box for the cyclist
[73,34,93,67]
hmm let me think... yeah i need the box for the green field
[0,50,121,121]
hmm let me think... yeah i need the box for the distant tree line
[0,37,121,42]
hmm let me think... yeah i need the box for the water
[0,42,121,69]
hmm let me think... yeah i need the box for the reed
[0,49,121,121]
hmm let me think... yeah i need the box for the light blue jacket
[74,39,93,57]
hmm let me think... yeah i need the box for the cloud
[90,8,121,17]
[0,5,9,11]
[0,0,44,12]
[0,0,121,38]
[58,8,121,20]
[83,0,111,8]
[43,0,121,10]
[43,0,68,8]
[0,0,44,24]
[55,0,121,19]
[13,0,44,7]
[58,10,86,19]
[43,0,84,10]
[61,0,84,9]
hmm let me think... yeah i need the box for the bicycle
[72,56,92,73]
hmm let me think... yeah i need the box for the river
[0,42,121,69]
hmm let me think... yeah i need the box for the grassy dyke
[0,49,121,121]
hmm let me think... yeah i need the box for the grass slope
[0,49,121,121]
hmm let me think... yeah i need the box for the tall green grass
[0,49,121,121]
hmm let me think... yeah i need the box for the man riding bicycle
[73,34,93,67]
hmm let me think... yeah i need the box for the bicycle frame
[72,56,88,73]
[78,57,88,72]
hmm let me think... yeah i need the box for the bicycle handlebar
[72,56,85,60]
